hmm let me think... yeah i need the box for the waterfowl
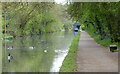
[8,53,13,62]
[44,50,48,53]
[7,46,13,50]
[29,46,35,50]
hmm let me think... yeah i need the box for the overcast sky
[54,0,67,5]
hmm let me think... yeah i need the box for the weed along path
[76,31,118,72]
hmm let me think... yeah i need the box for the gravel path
[76,31,118,72]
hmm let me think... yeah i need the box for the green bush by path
[86,30,120,48]
[60,31,80,72]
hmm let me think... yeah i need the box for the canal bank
[60,31,80,72]
[60,31,118,72]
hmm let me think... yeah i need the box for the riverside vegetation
[66,2,120,47]
[60,31,80,72]
[60,2,120,72]
[1,2,73,38]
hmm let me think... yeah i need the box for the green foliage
[4,35,13,39]
[67,2,120,43]
[87,29,120,47]
[60,31,80,72]
[2,2,73,37]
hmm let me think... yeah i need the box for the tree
[67,2,120,42]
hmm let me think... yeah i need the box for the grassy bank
[60,31,80,72]
[86,30,120,48]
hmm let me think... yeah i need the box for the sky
[54,0,67,5]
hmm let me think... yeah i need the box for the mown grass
[60,31,80,72]
[87,30,120,48]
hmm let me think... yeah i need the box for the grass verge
[60,31,80,72]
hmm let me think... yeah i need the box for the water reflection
[50,48,69,72]
[74,32,78,36]
[2,31,74,72]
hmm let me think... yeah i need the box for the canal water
[2,31,74,72]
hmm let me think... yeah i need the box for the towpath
[76,31,118,72]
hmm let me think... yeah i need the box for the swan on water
[44,50,48,53]
[7,46,13,50]
[8,53,13,62]
[29,46,35,50]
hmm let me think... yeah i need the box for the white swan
[8,53,13,62]
[7,46,13,50]
[44,50,48,53]
[29,46,35,50]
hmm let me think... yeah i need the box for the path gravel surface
[76,31,118,72]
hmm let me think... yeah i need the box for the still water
[2,31,74,72]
